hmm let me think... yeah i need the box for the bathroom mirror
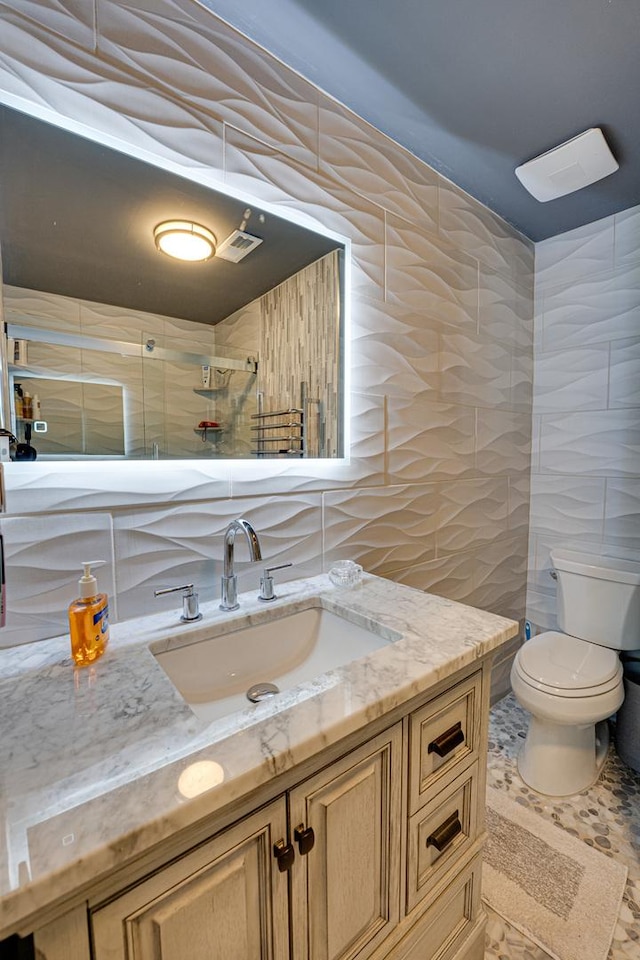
[0,104,346,461]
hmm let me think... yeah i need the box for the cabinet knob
[273,839,295,872]
[427,721,464,758]
[293,824,315,855]
[426,810,462,853]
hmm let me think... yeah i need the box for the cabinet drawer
[406,764,479,915]
[408,672,481,815]
[392,854,483,960]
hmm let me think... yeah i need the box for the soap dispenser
[68,560,110,666]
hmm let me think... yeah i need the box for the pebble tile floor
[484,695,640,960]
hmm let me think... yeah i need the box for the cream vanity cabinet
[86,667,487,960]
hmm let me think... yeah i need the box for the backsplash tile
[323,484,438,576]
[0,512,115,647]
[113,494,323,620]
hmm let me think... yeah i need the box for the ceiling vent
[215,229,264,263]
[515,128,618,202]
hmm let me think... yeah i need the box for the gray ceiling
[203,0,640,241]
[0,106,340,325]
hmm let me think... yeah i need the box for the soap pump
[68,560,110,666]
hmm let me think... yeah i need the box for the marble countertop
[0,573,518,937]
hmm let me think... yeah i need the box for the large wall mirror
[0,104,347,462]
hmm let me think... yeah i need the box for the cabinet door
[289,724,402,960]
[92,798,289,960]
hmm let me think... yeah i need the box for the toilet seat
[517,631,623,698]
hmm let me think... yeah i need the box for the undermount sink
[154,606,394,723]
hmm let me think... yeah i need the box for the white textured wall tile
[4,285,81,334]
[525,589,558,633]
[391,551,478,605]
[538,409,640,477]
[386,214,479,327]
[319,98,438,229]
[1,0,96,50]
[472,532,528,621]
[529,476,606,540]
[0,16,225,172]
[439,331,511,409]
[609,337,640,408]
[540,263,640,351]
[614,204,640,266]
[508,474,531,535]
[350,296,440,398]
[439,180,533,286]
[435,478,509,554]
[387,395,476,483]
[0,512,115,648]
[6,462,232,513]
[478,267,534,350]
[535,216,615,291]
[604,478,640,550]
[323,484,438,576]
[97,0,319,169]
[533,346,610,413]
[475,409,531,476]
[113,493,322,619]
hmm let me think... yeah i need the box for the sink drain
[247,681,280,703]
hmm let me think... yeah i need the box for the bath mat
[483,787,627,960]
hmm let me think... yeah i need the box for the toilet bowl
[511,549,640,797]
[510,632,624,795]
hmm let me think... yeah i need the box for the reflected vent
[215,229,264,262]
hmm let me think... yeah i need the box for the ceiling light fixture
[154,220,216,261]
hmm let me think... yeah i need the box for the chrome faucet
[220,518,262,611]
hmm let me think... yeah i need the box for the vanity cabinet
[37,664,489,960]
[92,726,403,960]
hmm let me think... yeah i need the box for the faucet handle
[258,563,293,602]
[154,583,202,622]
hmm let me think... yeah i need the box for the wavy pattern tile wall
[0,0,533,662]
[527,205,640,632]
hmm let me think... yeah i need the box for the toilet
[511,548,640,797]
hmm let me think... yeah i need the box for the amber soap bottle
[68,561,110,666]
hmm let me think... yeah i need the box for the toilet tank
[551,549,640,650]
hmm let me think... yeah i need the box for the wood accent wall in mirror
[0,104,346,461]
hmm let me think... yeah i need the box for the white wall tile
[609,337,640,408]
[535,216,615,291]
[538,410,640,477]
[0,512,115,647]
[533,345,610,412]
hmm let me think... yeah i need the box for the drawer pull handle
[426,811,462,852]
[273,839,295,872]
[294,823,315,855]
[428,721,464,757]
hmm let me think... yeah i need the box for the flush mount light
[153,220,216,261]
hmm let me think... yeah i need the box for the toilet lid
[519,632,621,690]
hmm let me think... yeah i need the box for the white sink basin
[154,607,393,723]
